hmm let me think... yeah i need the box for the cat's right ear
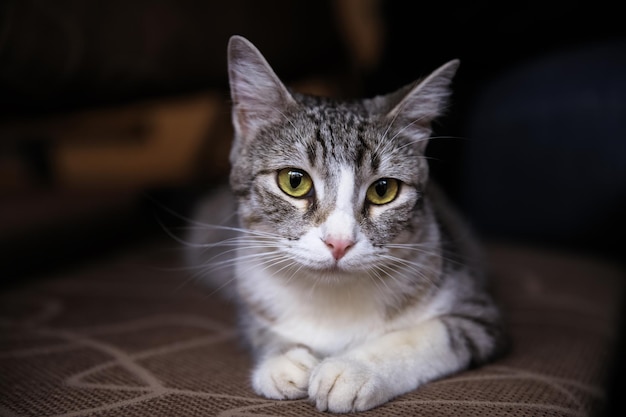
[227,36,296,144]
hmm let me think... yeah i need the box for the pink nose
[324,237,354,261]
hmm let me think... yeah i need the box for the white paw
[309,357,390,413]
[252,347,320,400]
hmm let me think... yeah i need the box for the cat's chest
[238,268,390,355]
[274,292,388,355]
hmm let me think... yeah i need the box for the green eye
[277,168,314,198]
[366,178,399,205]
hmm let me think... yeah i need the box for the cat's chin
[299,263,368,284]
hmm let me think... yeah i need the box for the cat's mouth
[296,266,361,285]
[302,259,370,279]
[316,263,345,274]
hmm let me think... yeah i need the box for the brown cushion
[0,243,623,416]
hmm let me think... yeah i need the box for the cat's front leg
[252,346,320,400]
[309,318,480,413]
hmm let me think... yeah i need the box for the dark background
[2,0,624,261]
[1,2,624,415]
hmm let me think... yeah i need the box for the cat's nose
[324,237,355,261]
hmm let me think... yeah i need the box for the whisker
[373,263,418,291]
[393,135,465,152]
[204,249,284,272]
[283,262,306,286]
[366,266,393,293]
[378,254,440,287]
[185,250,295,297]
[385,242,471,267]
[387,113,435,143]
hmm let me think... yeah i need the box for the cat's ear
[227,36,296,142]
[384,59,460,149]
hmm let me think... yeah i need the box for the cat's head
[227,35,458,281]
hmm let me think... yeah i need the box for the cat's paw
[308,357,390,413]
[252,347,320,400]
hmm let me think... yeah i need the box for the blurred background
[1,0,625,274]
[0,0,624,414]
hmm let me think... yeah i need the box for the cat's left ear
[385,59,460,148]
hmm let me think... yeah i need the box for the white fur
[252,346,319,399]
[236,213,470,412]
[299,167,362,269]
[220,36,494,413]
[230,162,473,412]
[240,258,468,411]
[309,318,463,412]
[322,167,357,242]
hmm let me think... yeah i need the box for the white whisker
[378,254,440,288]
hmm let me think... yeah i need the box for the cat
[187,35,505,413]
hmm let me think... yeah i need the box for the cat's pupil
[289,171,303,189]
[375,180,388,197]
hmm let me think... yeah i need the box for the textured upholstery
[1,243,623,416]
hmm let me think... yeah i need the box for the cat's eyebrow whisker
[380,107,399,141]
[388,113,434,143]
[394,135,468,153]
[273,106,312,146]
[377,112,400,154]
[378,81,422,144]
[426,135,468,141]
[376,115,430,159]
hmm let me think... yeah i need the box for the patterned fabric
[0,244,622,417]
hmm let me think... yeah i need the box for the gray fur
[188,35,505,413]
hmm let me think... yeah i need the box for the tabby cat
[188,35,504,413]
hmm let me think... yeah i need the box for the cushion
[0,243,622,416]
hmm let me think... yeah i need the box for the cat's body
[188,36,505,413]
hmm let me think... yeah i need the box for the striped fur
[188,35,505,413]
